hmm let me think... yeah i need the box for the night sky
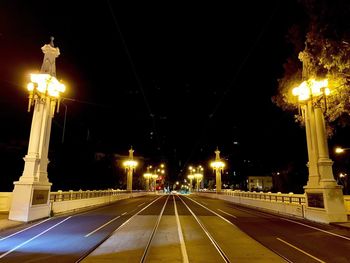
[3,0,344,192]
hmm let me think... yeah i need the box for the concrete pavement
[0,212,23,231]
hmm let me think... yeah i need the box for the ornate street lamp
[188,165,202,192]
[151,174,158,191]
[187,166,195,192]
[187,174,194,192]
[292,77,347,222]
[9,37,66,222]
[143,166,152,191]
[123,147,138,192]
[194,172,203,192]
[210,148,225,193]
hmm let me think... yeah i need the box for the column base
[9,181,52,222]
[304,186,347,223]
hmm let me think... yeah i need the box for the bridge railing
[49,189,131,202]
[49,189,151,215]
[197,190,350,216]
[221,190,306,204]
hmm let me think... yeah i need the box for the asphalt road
[1,194,350,262]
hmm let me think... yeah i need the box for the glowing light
[335,147,344,154]
[334,147,350,154]
[123,160,138,168]
[292,79,329,102]
[194,173,203,179]
[143,173,152,179]
[210,161,225,169]
[187,174,194,180]
[27,82,35,91]
[28,73,65,98]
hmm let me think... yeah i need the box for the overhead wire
[106,0,163,158]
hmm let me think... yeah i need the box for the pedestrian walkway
[0,212,23,231]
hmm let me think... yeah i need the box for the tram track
[81,194,285,262]
[137,194,231,262]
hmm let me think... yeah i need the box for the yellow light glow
[194,173,203,180]
[339,173,347,178]
[187,174,194,180]
[27,83,35,91]
[29,73,65,98]
[123,160,138,168]
[152,174,158,179]
[335,147,345,154]
[292,79,329,101]
[143,173,152,178]
[210,161,225,169]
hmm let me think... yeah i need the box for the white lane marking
[277,237,325,263]
[121,212,127,216]
[173,195,189,263]
[0,216,71,259]
[0,218,51,241]
[279,217,350,241]
[104,196,164,235]
[85,197,163,238]
[178,196,230,263]
[185,196,233,226]
[138,202,145,207]
[217,209,237,219]
[85,216,121,237]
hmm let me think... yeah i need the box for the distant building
[248,176,273,191]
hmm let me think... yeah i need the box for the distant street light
[150,163,166,191]
[9,37,66,222]
[190,165,203,192]
[152,174,158,191]
[210,148,225,193]
[123,147,138,192]
[291,75,347,222]
[335,147,350,154]
[187,174,194,192]
[143,166,152,191]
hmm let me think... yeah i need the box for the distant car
[171,190,178,194]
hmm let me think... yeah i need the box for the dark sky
[0,1,316,184]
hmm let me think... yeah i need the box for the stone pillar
[216,169,222,192]
[9,39,61,222]
[127,169,133,192]
[303,103,347,223]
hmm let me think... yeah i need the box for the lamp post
[210,148,225,193]
[123,147,138,192]
[9,38,66,222]
[151,163,165,191]
[187,174,194,192]
[292,77,347,223]
[151,174,158,191]
[193,166,203,192]
[143,166,152,191]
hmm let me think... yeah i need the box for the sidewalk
[0,212,24,231]
[331,222,350,229]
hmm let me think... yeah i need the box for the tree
[273,0,350,134]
